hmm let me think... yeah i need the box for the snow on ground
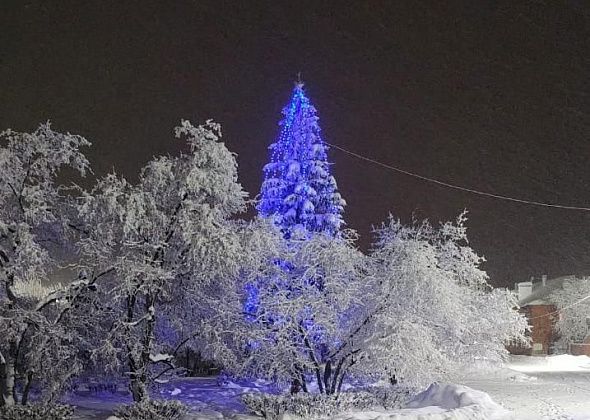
[459,355,590,420]
[67,355,590,419]
[68,379,508,419]
[312,383,511,420]
[406,383,511,419]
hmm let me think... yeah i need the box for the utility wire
[327,142,590,212]
[527,292,590,320]
[327,143,590,319]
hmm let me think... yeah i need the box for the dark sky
[2,1,590,287]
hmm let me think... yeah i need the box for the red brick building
[508,303,558,355]
[508,276,572,356]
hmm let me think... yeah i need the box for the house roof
[519,275,577,306]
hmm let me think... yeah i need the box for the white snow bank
[330,406,480,420]
[314,383,512,420]
[509,354,590,373]
[404,383,512,419]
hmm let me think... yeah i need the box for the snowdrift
[404,383,511,419]
[325,383,512,420]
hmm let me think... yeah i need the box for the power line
[327,142,590,212]
[528,292,590,321]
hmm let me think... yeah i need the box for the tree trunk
[323,360,332,394]
[125,292,148,403]
[127,347,149,403]
[289,378,302,394]
[1,351,16,407]
[314,367,324,394]
[128,349,149,403]
[336,372,346,395]
[21,371,34,405]
[300,373,308,393]
[0,358,6,407]
[128,294,157,403]
[129,370,148,402]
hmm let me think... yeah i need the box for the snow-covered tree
[358,214,529,386]
[246,83,348,382]
[0,123,96,406]
[550,277,590,350]
[211,225,367,393]
[258,82,346,238]
[219,213,527,393]
[76,120,249,402]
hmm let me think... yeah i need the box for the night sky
[2,1,590,287]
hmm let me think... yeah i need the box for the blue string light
[244,83,346,345]
[257,82,345,238]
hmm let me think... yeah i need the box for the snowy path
[460,355,590,420]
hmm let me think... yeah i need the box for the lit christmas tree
[246,82,345,324]
[258,82,346,238]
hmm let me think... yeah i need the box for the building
[508,275,590,356]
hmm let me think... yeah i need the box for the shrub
[242,388,413,420]
[363,385,415,409]
[0,403,73,420]
[113,399,188,420]
[242,391,374,419]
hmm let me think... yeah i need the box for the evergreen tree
[258,82,345,238]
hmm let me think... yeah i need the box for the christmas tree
[258,82,345,238]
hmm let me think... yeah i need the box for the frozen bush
[113,399,188,420]
[0,403,73,420]
[242,389,411,419]
[362,385,415,409]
